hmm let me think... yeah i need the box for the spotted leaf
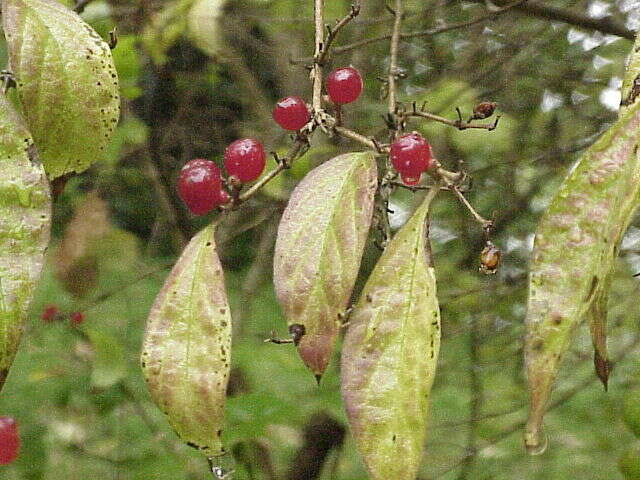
[141,224,231,456]
[341,188,441,480]
[0,93,51,392]
[524,33,640,453]
[2,0,120,179]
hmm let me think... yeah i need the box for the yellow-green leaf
[273,152,377,378]
[2,0,120,179]
[0,93,51,391]
[524,32,640,453]
[341,188,441,480]
[141,224,231,456]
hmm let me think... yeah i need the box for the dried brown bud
[479,241,501,274]
[472,101,497,120]
[288,324,306,346]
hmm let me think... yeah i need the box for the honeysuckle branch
[292,0,527,63]
[404,104,501,131]
[312,0,325,113]
[387,0,404,123]
[235,132,311,205]
[316,3,361,67]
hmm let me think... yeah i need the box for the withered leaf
[524,33,640,453]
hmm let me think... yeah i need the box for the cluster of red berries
[177,138,266,216]
[390,132,434,186]
[0,416,19,465]
[41,305,85,326]
[272,66,363,131]
[178,67,365,216]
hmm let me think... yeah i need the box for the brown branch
[324,0,528,58]
[317,3,361,66]
[406,107,501,131]
[312,0,325,113]
[387,0,404,121]
[479,0,635,40]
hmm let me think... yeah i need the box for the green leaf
[273,152,377,378]
[341,188,441,480]
[188,0,226,58]
[84,327,127,389]
[141,0,194,65]
[141,224,231,457]
[0,92,51,391]
[2,0,120,179]
[524,33,640,453]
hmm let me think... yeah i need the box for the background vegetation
[2,0,640,478]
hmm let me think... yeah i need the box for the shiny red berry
[0,416,19,465]
[390,132,433,176]
[41,305,59,322]
[272,96,310,131]
[326,67,363,104]
[70,311,84,326]
[223,139,266,183]
[177,159,223,215]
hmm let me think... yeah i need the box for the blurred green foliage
[3,0,640,479]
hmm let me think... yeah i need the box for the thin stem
[295,0,528,60]
[236,135,309,204]
[449,184,493,231]
[334,125,383,151]
[312,0,325,113]
[407,109,501,131]
[316,3,361,66]
[387,0,404,120]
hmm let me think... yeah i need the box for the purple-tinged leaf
[524,33,640,453]
[274,152,377,378]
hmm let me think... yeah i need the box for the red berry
[400,172,421,186]
[0,416,19,465]
[41,304,59,322]
[177,159,223,215]
[390,133,433,175]
[223,139,266,183]
[272,96,310,131]
[70,311,84,326]
[326,67,363,104]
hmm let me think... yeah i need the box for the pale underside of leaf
[524,85,640,451]
[141,224,231,456]
[341,188,440,480]
[2,0,120,179]
[273,152,377,377]
[0,92,51,392]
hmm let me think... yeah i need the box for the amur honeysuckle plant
[4,0,640,479]
[142,1,502,479]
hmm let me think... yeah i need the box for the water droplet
[525,431,548,456]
